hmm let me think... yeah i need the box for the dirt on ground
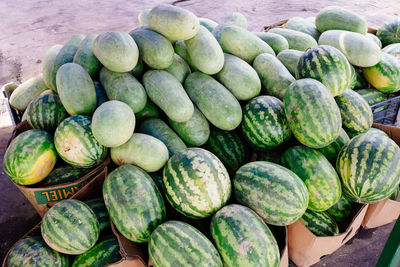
[0,0,399,265]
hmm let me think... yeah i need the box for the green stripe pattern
[7,236,69,267]
[149,220,222,267]
[282,146,342,211]
[326,194,353,222]
[103,165,165,243]
[27,94,68,132]
[317,128,350,163]
[382,43,400,55]
[54,115,108,168]
[162,148,231,219]
[336,132,400,203]
[71,237,121,267]
[233,161,308,226]
[296,45,352,96]
[41,199,100,255]
[242,96,292,150]
[376,18,400,46]
[362,53,400,93]
[85,198,110,232]
[203,128,249,174]
[210,204,280,267]
[335,89,373,137]
[300,209,339,236]
[389,187,399,201]
[356,89,387,113]
[3,129,57,185]
[34,165,90,187]
[283,78,342,148]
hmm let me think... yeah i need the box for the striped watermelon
[256,149,284,165]
[54,115,108,168]
[317,128,349,163]
[6,236,69,267]
[71,237,120,267]
[349,65,357,90]
[34,165,90,187]
[27,94,68,132]
[337,132,400,203]
[335,89,373,137]
[326,194,353,222]
[356,88,387,113]
[233,161,308,226]
[149,220,222,267]
[296,45,352,96]
[3,130,57,185]
[300,209,339,236]
[85,198,110,232]
[163,148,231,218]
[203,128,249,174]
[103,165,165,243]
[41,199,100,254]
[382,43,400,56]
[242,96,292,150]
[210,204,280,267]
[283,78,342,148]
[282,146,342,211]
[362,53,400,93]
[376,18,400,46]
[367,127,389,137]
[389,187,399,201]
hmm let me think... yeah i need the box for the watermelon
[71,237,120,267]
[268,28,318,52]
[356,88,387,113]
[94,82,109,107]
[382,43,400,56]
[285,17,320,40]
[256,149,284,165]
[162,148,231,218]
[315,6,367,34]
[210,204,280,267]
[362,53,400,93]
[300,209,339,236]
[91,100,135,147]
[317,128,350,163]
[42,44,63,91]
[135,100,159,122]
[93,31,139,72]
[326,194,354,222]
[73,34,102,77]
[85,198,110,232]
[4,130,57,185]
[34,165,90,187]
[336,132,400,203]
[254,32,289,55]
[281,146,342,211]
[164,53,191,84]
[27,94,68,132]
[376,18,400,46]
[296,45,352,96]
[6,236,69,267]
[233,161,309,226]
[56,63,97,116]
[224,12,247,28]
[138,9,151,26]
[9,75,48,111]
[110,133,169,172]
[41,199,100,254]
[242,95,291,150]
[54,115,108,168]
[389,187,399,201]
[199,18,218,32]
[367,127,389,137]
[367,33,382,48]
[103,165,166,243]
[149,220,222,267]
[335,89,373,137]
[283,78,342,148]
[349,65,357,89]
[203,128,249,174]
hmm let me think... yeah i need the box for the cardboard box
[2,167,147,267]
[287,205,368,267]
[6,120,110,217]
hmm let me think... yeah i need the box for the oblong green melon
[254,32,289,54]
[326,194,353,222]
[110,133,169,172]
[315,6,367,34]
[377,18,400,46]
[56,63,97,116]
[234,161,309,226]
[317,128,350,163]
[300,209,339,236]
[7,236,69,267]
[164,53,191,84]
[277,49,303,77]
[285,17,320,40]
[103,165,166,243]
[73,34,102,77]
[85,198,110,232]
[268,28,318,51]
[4,130,57,185]
[42,44,63,91]
[210,204,280,267]
[41,199,99,255]
[149,221,222,267]
[199,17,218,32]
[163,148,231,218]
[135,100,159,122]
[9,75,48,111]
[223,12,247,29]
[71,237,120,267]
[54,115,108,168]
[283,78,342,148]
[337,132,400,203]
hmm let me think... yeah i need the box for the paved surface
[0,0,399,265]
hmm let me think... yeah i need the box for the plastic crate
[1,83,23,126]
[370,95,400,125]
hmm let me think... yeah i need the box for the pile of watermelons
[4,4,400,267]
